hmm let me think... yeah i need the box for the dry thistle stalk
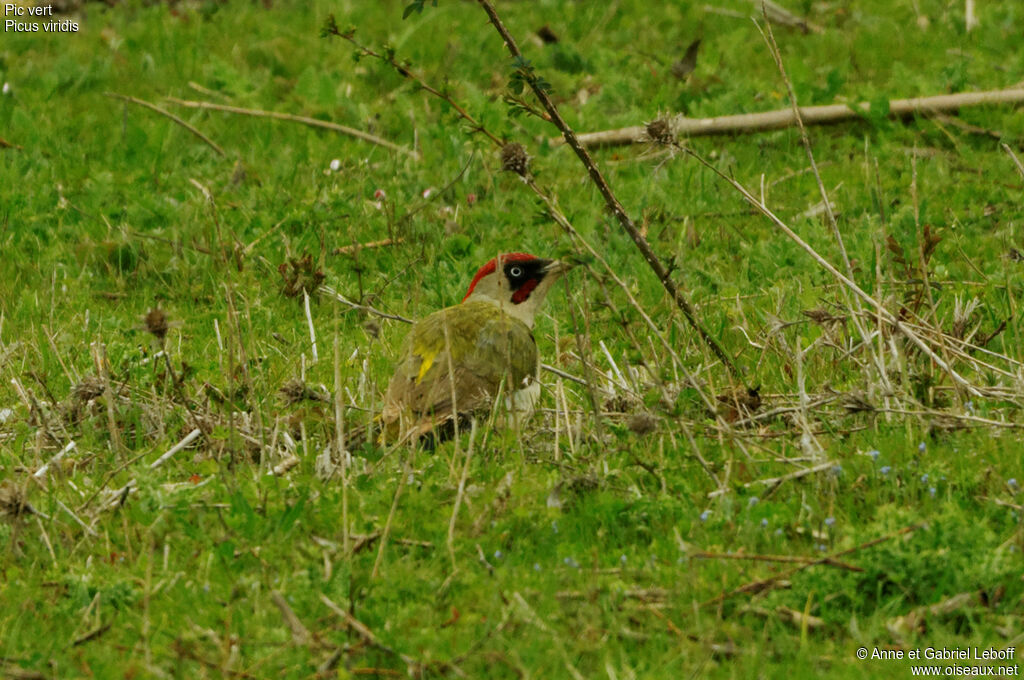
[278,254,326,299]
[644,118,676,146]
[0,481,33,518]
[144,307,169,341]
[279,378,330,406]
[70,376,105,403]
[627,412,658,436]
[500,142,530,176]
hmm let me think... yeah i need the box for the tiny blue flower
[533,563,541,572]
[929,487,936,498]
[825,517,836,527]
[920,474,929,484]
[563,556,579,568]
[831,464,843,476]
[918,442,926,453]
[748,496,759,507]
[761,518,769,528]
[880,465,892,475]
[699,509,711,522]
[620,554,627,564]
[966,400,974,414]
[1009,478,1019,490]
[494,550,503,560]
[551,521,558,534]
[775,528,784,536]
[816,543,827,552]
[867,449,880,461]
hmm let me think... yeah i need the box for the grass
[1,0,1023,677]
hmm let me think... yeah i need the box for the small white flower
[1,82,10,95]
[329,159,341,172]
[421,187,433,199]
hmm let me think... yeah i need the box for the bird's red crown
[462,253,538,302]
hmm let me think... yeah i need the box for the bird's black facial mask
[506,258,551,304]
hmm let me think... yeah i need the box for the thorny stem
[474,0,743,385]
[323,12,730,414]
[323,17,504,148]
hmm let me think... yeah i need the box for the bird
[378,252,570,446]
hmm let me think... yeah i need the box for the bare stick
[1002,142,1024,180]
[332,238,403,256]
[319,594,420,671]
[475,0,741,383]
[92,341,124,454]
[371,452,412,580]
[34,440,77,480]
[682,147,982,397]
[333,327,349,555]
[447,419,478,572]
[707,459,835,498]
[692,550,863,572]
[700,523,923,608]
[164,97,418,158]
[322,21,503,148]
[56,498,98,536]
[149,428,202,469]
[568,88,1024,148]
[303,289,318,364]
[318,284,414,324]
[271,591,312,646]
[106,92,226,157]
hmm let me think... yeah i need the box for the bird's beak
[542,259,573,277]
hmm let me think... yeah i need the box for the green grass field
[1,0,1022,677]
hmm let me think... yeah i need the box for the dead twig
[332,238,403,256]
[105,92,225,157]
[568,88,1024,148]
[700,524,924,608]
[707,460,836,498]
[692,550,863,572]
[164,97,418,159]
[270,591,312,646]
[319,594,421,672]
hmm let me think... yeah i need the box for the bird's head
[462,252,571,327]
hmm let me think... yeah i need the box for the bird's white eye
[509,266,523,278]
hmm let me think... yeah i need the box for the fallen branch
[319,594,421,672]
[164,97,418,159]
[700,523,924,608]
[106,92,226,157]
[707,459,836,498]
[270,591,312,646]
[332,237,403,256]
[566,88,1024,148]
[691,550,863,572]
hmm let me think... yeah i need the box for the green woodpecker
[380,253,570,444]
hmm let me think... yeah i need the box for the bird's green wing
[382,301,538,435]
